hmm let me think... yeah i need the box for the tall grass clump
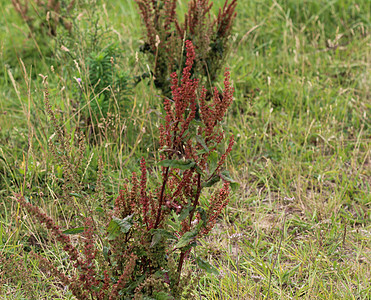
[12,40,236,299]
[135,0,237,96]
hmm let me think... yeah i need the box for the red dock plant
[16,40,235,298]
[135,0,237,96]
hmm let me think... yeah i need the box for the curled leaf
[158,159,196,170]
[107,215,134,240]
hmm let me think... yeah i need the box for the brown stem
[188,173,202,226]
[178,174,202,276]
[177,248,191,282]
[154,121,180,228]
[154,167,170,228]
[178,251,186,274]
[177,174,201,282]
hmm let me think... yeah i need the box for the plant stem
[177,248,191,283]
[154,166,170,228]
[188,173,202,226]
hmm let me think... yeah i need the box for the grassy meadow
[0,0,370,299]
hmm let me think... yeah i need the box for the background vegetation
[0,0,370,299]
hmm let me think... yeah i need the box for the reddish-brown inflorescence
[114,185,131,218]
[201,182,231,235]
[16,196,102,298]
[215,0,237,37]
[183,0,213,36]
[98,270,111,299]
[130,172,140,213]
[114,41,235,288]
[109,254,137,300]
[151,40,235,274]
[158,39,234,210]
[79,217,99,293]
[12,0,75,36]
[30,251,88,299]
[17,196,80,264]
[135,0,238,96]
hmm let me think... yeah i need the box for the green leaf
[91,285,101,292]
[176,229,198,249]
[158,159,196,170]
[69,192,83,198]
[196,207,208,225]
[181,240,198,252]
[195,135,209,153]
[208,151,219,175]
[107,215,133,240]
[190,119,204,127]
[196,148,209,155]
[179,205,193,222]
[194,164,204,175]
[95,207,103,213]
[180,129,192,141]
[103,246,110,261]
[196,257,219,275]
[150,229,176,248]
[150,232,163,248]
[220,171,240,190]
[62,227,85,235]
[167,211,181,231]
[202,175,220,188]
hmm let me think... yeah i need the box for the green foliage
[86,43,132,118]
[49,2,135,143]
[62,227,85,234]
[0,0,370,298]
[195,257,219,275]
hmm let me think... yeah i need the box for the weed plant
[135,0,237,96]
[7,41,236,299]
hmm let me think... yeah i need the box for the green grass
[0,0,370,299]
